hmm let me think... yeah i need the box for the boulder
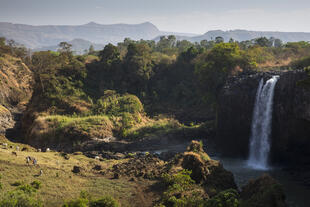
[72,166,83,173]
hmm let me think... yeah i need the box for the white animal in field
[2,143,7,149]
[46,148,50,152]
[94,156,100,160]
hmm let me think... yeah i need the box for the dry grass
[0,105,9,115]
[0,142,157,206]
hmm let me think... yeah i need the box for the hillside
[33,39,104,55]
[189,29,310,43]
[0,136,157,207]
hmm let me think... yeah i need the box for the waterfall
[248,75,279,170]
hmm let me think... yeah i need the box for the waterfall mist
[248,75,279,170]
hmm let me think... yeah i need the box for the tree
[88,45,95,55]
[229,38,235,43]
[99,44,120,64]
[274,39,283,48]
[58,42,72,53]
[124,43,154,93]
[254,37,270,47]
[178,47,199,62]
[58,42,73,61]
[215,36,224,44]
[176,40,194,52]
[156,35,177,52]
[0,37,5,46]
[195,43,249,100]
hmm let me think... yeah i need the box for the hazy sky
[0,0,309,34]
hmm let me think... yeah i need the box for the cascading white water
[248,75,279,170]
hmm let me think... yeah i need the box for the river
[149,143,310,207]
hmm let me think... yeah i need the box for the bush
[63,198,89,207]
[31,181,42,190]
[204,189,239,207]
[62,195,119,207]
[94,91,143,116]
[17,184,37,194]
[89,196,119,207]
[162,169,194,188]
[160,170,205,206]
[0,190,42,207]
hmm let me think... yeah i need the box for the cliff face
[0,55,33,137]
[272,71,310,164]
[216,70,310,164]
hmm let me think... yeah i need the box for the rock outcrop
[0,55,33,137]
[240,174,287,207]
[170,140,237,192]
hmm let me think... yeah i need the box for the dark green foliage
[254,37,271,47]
[160,170,206,207]
[99,43,120,64]
[291,56,310,69]
[195,43,252,102]
[0,182,42,207]
[123,43,154,94]
[0,191,43,207]
[162,170,194,188]
[94,90,143,116]
[17,184,37,194]
[30,181,42,190]
[89,196,119,207]
[30,50,90,114]
[63,195,119,207]
[63,198,89,207]
[204,189,239,207]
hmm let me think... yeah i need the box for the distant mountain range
[188,30,310,43]
[1,21,310,53]
[0,21,163,49]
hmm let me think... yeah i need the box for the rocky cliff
[0,54,33,138]
[216,69,310,165]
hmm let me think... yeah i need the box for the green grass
[0,145,157,207]
[121,117,182,139]
[45,115,111,131]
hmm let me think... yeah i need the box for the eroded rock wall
[216,70,310,165]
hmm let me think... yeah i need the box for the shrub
[94,91,143,116]
[0,190,42,207]
[89,196,119,207]
[162,169,194,188]
[17,184,37,194]
[31,181,42,190]
[62,198,89,207]
[204,189,239,207]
